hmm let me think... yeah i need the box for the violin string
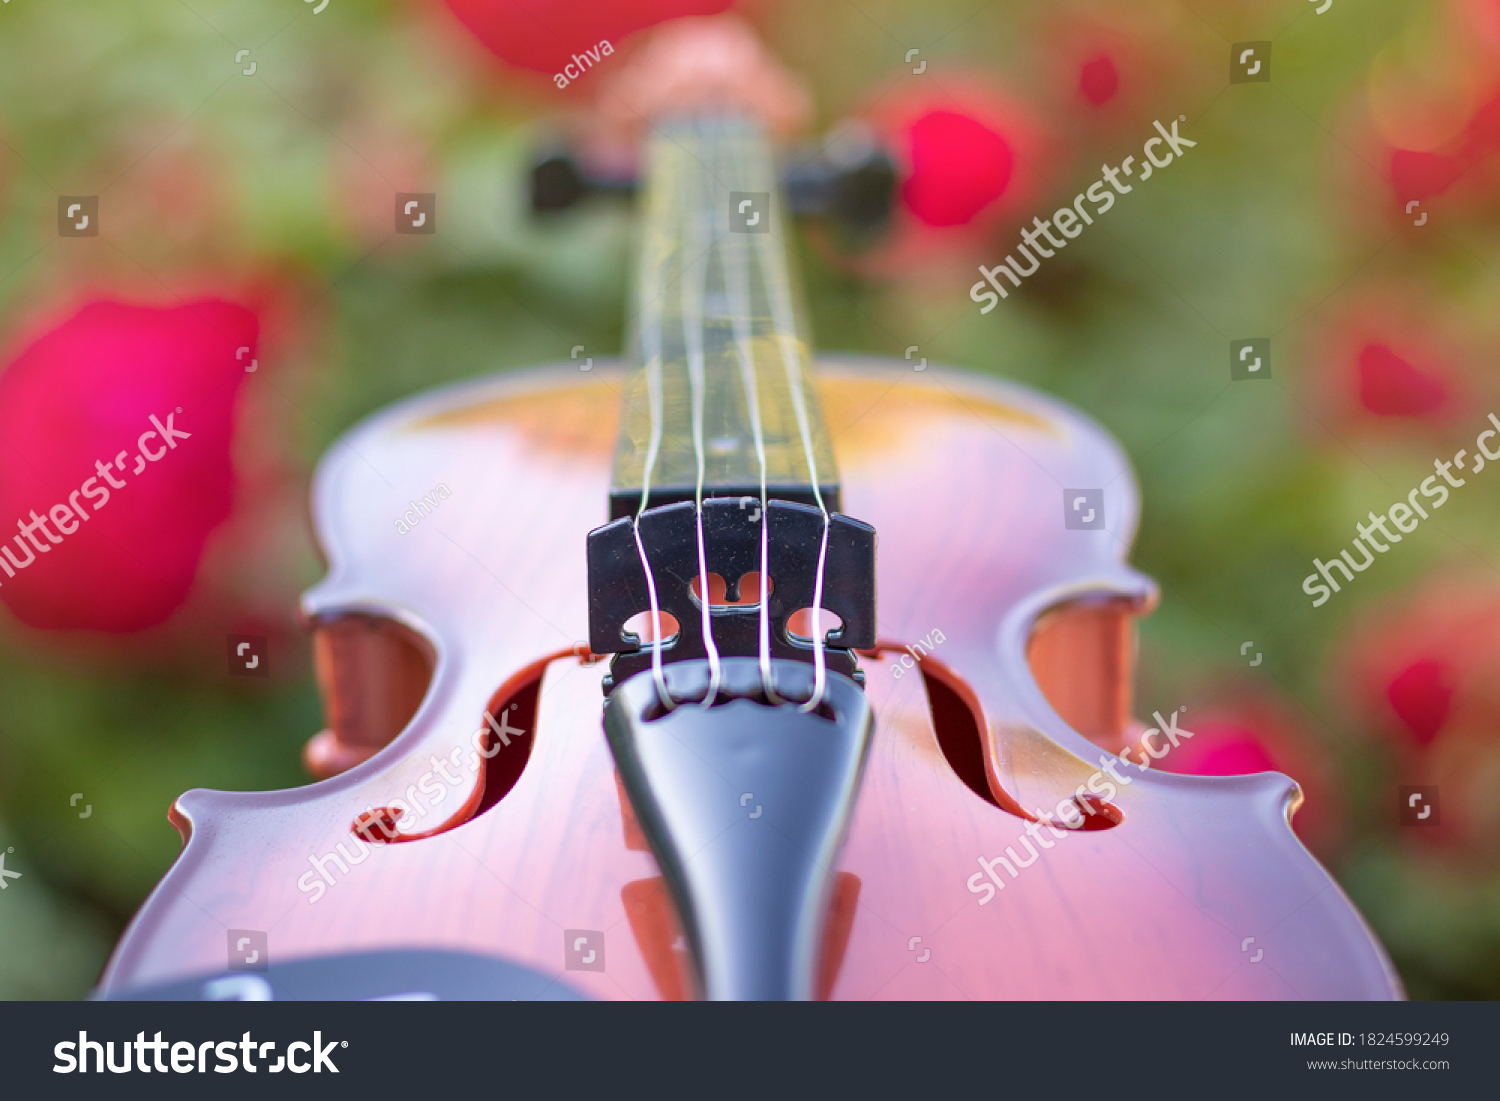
[752,161,833,713]
[719,123,780,705]
[631,124,676,713]
[683,117,723,708]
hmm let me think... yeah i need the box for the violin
[99,25,1400,1002]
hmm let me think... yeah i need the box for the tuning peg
[783,123,897,232]
[530,153,590,213]
[529,126,897,233]
[529,147,637,214]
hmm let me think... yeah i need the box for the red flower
[1461,86,1500,151]
[1334,576,1500,852]
[1355,342,1449,417]
[1388,148,1467,205]
[1150,704,1342,852]
[1157,719,1279,777]
[823,75,1046,279]
[441,0,729,74]
[1385,659,1454,746]
[1381,85,1500,209]
[1301,292,1475,435]
[0,300,253,632]
[1368,2,1500,214]
[1338,578,1500,753]
[901,110,1015,227]
[1078,54,1119,107]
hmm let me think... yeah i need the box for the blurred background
[1,0,1498,999]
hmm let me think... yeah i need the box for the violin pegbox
[586,498,876,695]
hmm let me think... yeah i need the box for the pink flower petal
[1386,658,1453,746]
[901,109,1015,227]
[1078,54,1119,106]
[0,300,253,632]
[1356,342,1448,417]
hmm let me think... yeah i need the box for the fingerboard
[608,116,839,520]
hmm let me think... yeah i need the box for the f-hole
[918,664,999,808]
[353,651,556,844]
[915,650,1124,830]
[473,675,540,815]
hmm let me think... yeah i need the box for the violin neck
[608,115,840,520]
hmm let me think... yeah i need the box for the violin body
[99,357,1400,1000]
